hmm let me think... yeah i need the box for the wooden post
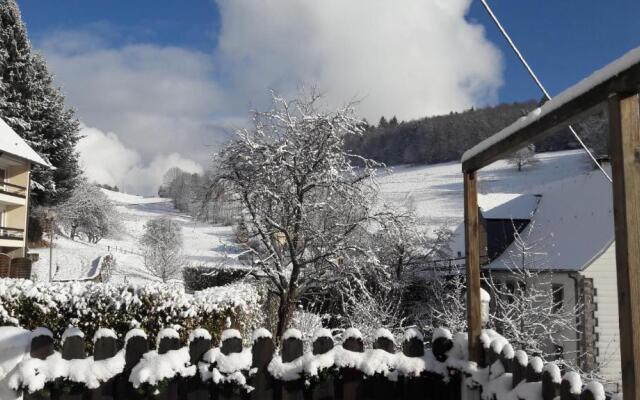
[342,334,365,400]
[281,335,304,400]
[117,330,148,400]
[60,329,86,400]
[402,330,425,400]
[368,335,396,400]
[250,333,275,400]
[609,92,640,400]
[464,171,483,363]
[157,331,181,400]
[311,333,335,400]
[219,334,244,400]
[25,329,54,400]
[185,334,212,400]
[93,332,119,400]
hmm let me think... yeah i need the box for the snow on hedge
[0,278,261,343]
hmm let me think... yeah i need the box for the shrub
[0,278,262,347]
[182,265,250,292]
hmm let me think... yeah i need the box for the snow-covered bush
[0,278,262,346]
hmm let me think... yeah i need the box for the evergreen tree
[378,116,388,128]
[0,0,81,206]
[389,115,398,127]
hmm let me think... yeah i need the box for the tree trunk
[275,294,292,340]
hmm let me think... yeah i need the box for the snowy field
[31,190,246,285]
[376,149,593,233]
[29,149,594,284]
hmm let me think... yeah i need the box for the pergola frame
[461,47,640,399]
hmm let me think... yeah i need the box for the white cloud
[77,124,203,196]
[39,0,503,194]
[214,0,503,121]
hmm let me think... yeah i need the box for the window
[552,283,564,312]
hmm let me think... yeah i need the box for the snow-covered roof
[479,193,540,220]
[489,168,613,271]
[0,117,49,166]
[462,46,640,165]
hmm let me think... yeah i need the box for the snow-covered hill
[31,149,597,284]
[31,191,246,285]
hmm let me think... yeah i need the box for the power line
[479,0,612,183]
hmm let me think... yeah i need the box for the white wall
[583,242,622,391]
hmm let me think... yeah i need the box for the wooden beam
[609,92,640,400]
[464,171,483,363]
[462,57,640,172]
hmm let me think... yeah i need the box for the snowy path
[31,191,245,285]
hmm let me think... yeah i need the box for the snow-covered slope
[31,191,246,285]
[377,150,593,232]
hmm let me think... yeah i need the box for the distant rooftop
[479,193,540,220]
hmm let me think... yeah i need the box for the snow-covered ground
[377,149,593,232]
[31,191,246,285]
[30,149,595,284]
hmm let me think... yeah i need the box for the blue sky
[21,0,640,104]
[16,0,640,194]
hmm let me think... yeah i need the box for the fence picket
[342,333,365,400]
[116,330,148,400]
[157,330,182,400]
[92,332,119,400]
[218,333,244,400]
[512,351,527,389]
[366,336,395,400]
[560,373,582,400]
[182,335,212,400]
[542,370,560,400]
[311,333,335,400]
[250,333,275,400]
[58,328,86,400]
[526,357,543,382]
[281,334,304,400]
[402,330,425,400]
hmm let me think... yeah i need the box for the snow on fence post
[117,329,148,400]
[92,329,119,400]
[311,329,335,400]
[59,327,86,400]
[23,328,55,400]
[526,356,543,382]
[341,328,365,400]
[368,329,396,400]
[560,372,582,400]
[500,343,514,373]
[250,329,275,400]
[580,382,604,400]
[512,350,528,389]
[541,364,561,400]
[157,328,181,400]
[184,329,212,400]
[432,330,458,400]
[402,328,425,400]
[218,330,244,400]
[281,329,304,400]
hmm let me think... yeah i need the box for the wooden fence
[9,326,607,400]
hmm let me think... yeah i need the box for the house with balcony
[0,117,49,259]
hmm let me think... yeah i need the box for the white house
[452,166,620,390]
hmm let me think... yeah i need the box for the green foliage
[0,279,262,348]
[182,265,249,292]
[0,0,81,206]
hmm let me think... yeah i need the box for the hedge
[182,265,250,292]
[0,278,262,347]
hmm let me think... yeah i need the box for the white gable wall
[582,242,622,391]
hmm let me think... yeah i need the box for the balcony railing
[0,181,27,199]
[0,227,24,241]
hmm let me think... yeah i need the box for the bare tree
[508,144,539,171]
[139,216,184,283]
[213,90,389,338]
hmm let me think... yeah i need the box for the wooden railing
[0,181,27,198]
[7,326,611,400]
[0,227,24,241]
